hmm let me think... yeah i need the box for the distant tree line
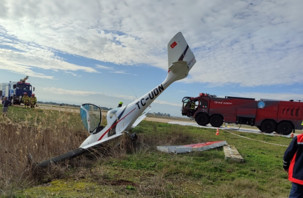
[147,112,171,117]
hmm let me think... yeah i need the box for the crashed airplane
[38,32,196,167]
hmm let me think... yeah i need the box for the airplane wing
[131,106,151,128]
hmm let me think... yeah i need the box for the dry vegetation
[0,105,88,194]
[0,104,195,196]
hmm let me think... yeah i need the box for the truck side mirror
[33,87,35,91]
[13,85,16,89]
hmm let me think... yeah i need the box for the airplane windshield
[80,103,102,134]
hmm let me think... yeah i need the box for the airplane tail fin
[166,32,196,82]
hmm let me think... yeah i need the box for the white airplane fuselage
[80,32,196,149]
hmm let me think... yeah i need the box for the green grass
[0,105,293,197]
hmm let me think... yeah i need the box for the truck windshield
[182,97,191,104]
[17,84,32,92]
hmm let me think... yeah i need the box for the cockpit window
[80,103,102,134]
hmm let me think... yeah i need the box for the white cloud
[41,86,136,100]
[111,70,134,75]
[0,60,53,79]
[42,87,98,96]
[96,64,113,70]
[183,0,303,86]
[0,36,97,78]
[0,0,302,87]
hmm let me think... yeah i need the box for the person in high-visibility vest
[30,94,37,108]
[284,133,303,197]
[22,92,30,108]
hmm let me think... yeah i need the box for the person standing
[283,133,303,197]
[22,92,30,108]
[2,97,11,117]
[30,94,37,108]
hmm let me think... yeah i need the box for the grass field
[0,104,293,197]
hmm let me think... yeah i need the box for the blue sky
[0,0,303,116]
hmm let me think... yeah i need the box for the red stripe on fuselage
[98,108,136,141]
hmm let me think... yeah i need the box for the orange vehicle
[182,93,303,135]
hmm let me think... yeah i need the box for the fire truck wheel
[195,113,209,126]
[277,122,293,135]
[210,114,223,127]
[260,120,276,133]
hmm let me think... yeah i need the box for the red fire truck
[182,93,303,135]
